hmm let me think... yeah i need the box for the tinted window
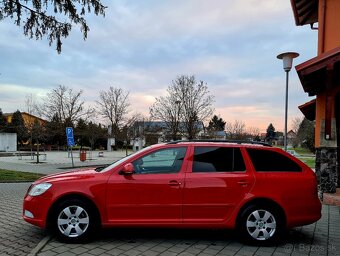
[193,147,246,172]
[132,147,187,174]
[247,148,302,172]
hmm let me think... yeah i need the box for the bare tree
[175,76,214,139]
[150,93,182,141]
[291,117,302,147]
[247,126,260,140]
[0,0,106,53]
[291,117,302,134]
[150,75,214,140]
[96,87,130,139]
[40,85,94,124]
[124,112,148,140]
[31,119,46,163]
[25,93,40,152]
[225,120,246,140]
[25,93,38,115]
[120,112,145,155]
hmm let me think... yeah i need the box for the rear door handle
[168,180,181,186]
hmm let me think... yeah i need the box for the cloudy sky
[0,0,317,132]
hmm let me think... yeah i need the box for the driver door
[106,146,188,224]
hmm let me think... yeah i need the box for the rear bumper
[286,199,322,228]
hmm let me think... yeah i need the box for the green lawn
[300,158,316,169]
[0,169,45,182]
[287,147,315,168]
[292,147,314,155]
[275,146,316,168]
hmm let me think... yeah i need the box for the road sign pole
[70,146,74,167]
[66,127,75,167]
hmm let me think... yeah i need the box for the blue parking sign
[67,137,75,146]
[66,127,75,146]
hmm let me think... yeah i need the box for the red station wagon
[23,140,321,244]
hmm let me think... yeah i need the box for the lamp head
[277,52,299,72]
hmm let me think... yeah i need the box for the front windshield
[98,146,153,172]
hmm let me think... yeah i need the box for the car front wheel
[53,199,97,242]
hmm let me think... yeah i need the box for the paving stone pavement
[0,151,127,175]
[0,183,47,256]
[36,205,340,256]
[0,181,339,256]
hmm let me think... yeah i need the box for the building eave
[295,46,340,96]
[290,0,318,26]
[298,99,316,121]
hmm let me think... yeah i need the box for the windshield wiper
[94,164,109,172]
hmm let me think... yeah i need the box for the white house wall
[0,133,17,152]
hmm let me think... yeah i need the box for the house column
[315,68,339,193]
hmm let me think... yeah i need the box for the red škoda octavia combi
[23,141,321,244]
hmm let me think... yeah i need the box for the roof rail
[166,139,272,147]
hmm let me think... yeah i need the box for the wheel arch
[236,197,287,227]
[46,193,102,229]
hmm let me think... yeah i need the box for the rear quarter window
[247,148,302,172]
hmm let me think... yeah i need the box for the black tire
[52,199,98,243]
[237,204,285,245]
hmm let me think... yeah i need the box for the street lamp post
[277,52,299,151]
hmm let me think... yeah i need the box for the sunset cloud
[0,0,317,132]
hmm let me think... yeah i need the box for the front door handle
[168,180,181,186]
[237,180,250,187]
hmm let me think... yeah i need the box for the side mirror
[121,163,134,175]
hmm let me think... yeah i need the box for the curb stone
[28,235,52,256]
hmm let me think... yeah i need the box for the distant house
[131,121,204,150]
[4,112,47,128]
[1,112,47,151]
[287,130,297,146]
[200,130,226,140]
[262,131,284,146]
[260,133,267,141]
[210,130,226,140]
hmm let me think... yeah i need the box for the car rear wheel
[53,199,97,242]
[237,204,284,245]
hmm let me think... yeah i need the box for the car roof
[163,140,272,148]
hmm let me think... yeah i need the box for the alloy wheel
[246,209,276,241]
[57,205,89,238]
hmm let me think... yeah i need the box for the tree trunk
[36,140,40,163]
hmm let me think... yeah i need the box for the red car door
[183,146,255,224]
[106,146,188,224]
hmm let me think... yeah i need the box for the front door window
[132,147,187,174]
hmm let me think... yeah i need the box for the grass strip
[302,158,316,169]
[0,169,44,182]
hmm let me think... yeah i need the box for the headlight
[28,183,52,196]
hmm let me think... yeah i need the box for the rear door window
[247,148,302,172]
[193,147,246,172]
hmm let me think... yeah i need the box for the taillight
[310,170,319,198]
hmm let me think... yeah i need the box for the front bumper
[23,195,52,229]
